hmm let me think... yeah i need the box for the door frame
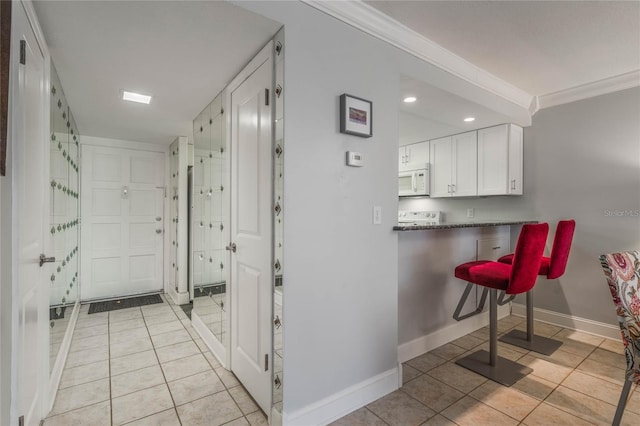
[2,1,51,424]
[225,41,274,415]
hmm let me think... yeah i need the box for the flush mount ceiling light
[122,90,152,104]
[403,96,417,103]
[463,117,476,122]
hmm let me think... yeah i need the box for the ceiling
[366,0,640,96]
[33,1,281,145]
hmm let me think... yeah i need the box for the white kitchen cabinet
[429,131,477,197]
[477,124,523,196]
[399,140,429,172]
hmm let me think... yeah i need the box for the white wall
[400,87,640,330]
[399,111,462,146]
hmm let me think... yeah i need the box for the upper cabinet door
[398,146,406,172]
[477,125,509,195]
[399,141,429,172]
[429,136,453,198]
[452,131,477,197]
[508,125,523,195]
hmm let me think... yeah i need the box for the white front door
[230,46,273,414]
[81,146,164,301]
[12,5,48,425]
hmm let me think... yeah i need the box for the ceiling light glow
[463,117,475,122]
[122,91,152,104]
[403,96,417,103]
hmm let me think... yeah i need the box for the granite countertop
[393,220,537,231]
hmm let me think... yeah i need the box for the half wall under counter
[395,220,536,363]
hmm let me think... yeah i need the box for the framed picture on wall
[340,94,372,138]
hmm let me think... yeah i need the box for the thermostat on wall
[346,151,363,167]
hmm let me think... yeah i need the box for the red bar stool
[454,223,549,386]
[498,220,575,355]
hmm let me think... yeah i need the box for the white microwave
[399,166,430,197]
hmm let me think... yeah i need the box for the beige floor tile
[156,340,199,363]
[193,338,210,353]
[518,354,573,384]
[168,370,226,406]
[367,389,435,425]
[111,335,154,358]
[109,317,146,333]
[621,409,640,426]
[328,407,386,426]
[44,401,110,426]
[65,345,110,368]
[112,383,174,425]
[402,374,464,412]
[75,316,108,330]
[227,417,250,426]
[111,349,158,376]
[50,378,110,416]
[522,402,594,426]
[246,411,268,426]
[141,304,175,317]
[599,337,625,355]
[562,370,628,407]
[147,320,184,336]
[528,348,587,369]
[110,327,149,345]
[176,391,244,426]
[161,353,211,382]
[402,363,423,384]
[576,358,626,385]
[427,362,487,393]
[513,321,562,338]
[429,343,467,361]
[70,333,109,353]
[470,326,491,341]
[72,324,108,340]
[546,385,617,424]
[555,329,605,347]
[463,342,528,362]
[512,374,557,400]
[111,364,166,398]
[451,334,486,350]
[229,385,260,415]
[441,396,518,426]
[406,352,447,373]
[216,367,241,388]
[204,351,222,369]
[123,408,181,426]
[144,312,178,326]
[59,360,109,389]
[586,347,626,369]
[151,328,192,348]
[469,380,540,421]
[420,414,457,426]
[109,308,143,323]
[627,385,640,414]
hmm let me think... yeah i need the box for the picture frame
[340,93,372,138]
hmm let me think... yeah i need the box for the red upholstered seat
[497,254,550,276]
[455,261,512,291]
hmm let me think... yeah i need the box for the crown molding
[302,0,534,110]
[536,70,640,112]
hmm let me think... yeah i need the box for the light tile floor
[44,295,267,426]
[332,315,640,426]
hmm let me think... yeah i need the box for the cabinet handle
[511,179,516,190]
[451,184,456,193]
[447,184,451,193]
[412,173,417,192]
[492,246,501,250]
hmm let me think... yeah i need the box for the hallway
[44,296,267,425]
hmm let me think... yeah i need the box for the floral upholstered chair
[600,251,640,426]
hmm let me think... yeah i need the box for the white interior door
[230,47,273,414]
[81,146,164,301]
[13,5,48,425]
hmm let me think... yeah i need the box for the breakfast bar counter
[393,219,537,231]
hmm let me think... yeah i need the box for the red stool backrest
[547,219,576,279]
[507,223,549,294]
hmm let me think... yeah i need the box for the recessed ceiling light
[463,117,475,122]
[122,90,152,104]
[403,96,417,103]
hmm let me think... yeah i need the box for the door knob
[225,243,236,253]
[39,254,56,267]
[156,229,162,234]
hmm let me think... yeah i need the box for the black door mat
[50,306,66,320]
[88,294,163,314]
[179,302,193,319]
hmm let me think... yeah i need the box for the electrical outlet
[373,206,382,225]
[467,208,475,218]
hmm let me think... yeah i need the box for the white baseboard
[167,286,189,306]
[283,366,399,426]
[48,301,81,412]
[511,303,621,340]
[191,311,227,368]
[398,304,511,363]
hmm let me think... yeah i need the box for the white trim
[80,135,167,153]
[282,367,399,426]
[167,287,189,306]
[48,301,80,413]
[22,0,50,59]
[398,304,511,363]
[301,0,533,110]
[511,303,622,340]
[536,70,640,111]
[191,310,227,368]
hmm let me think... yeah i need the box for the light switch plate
[373,206,382,224]
[346,151,363,167]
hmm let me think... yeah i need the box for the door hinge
[265,89,269,106]
[19,40,26,65]
[264,354,269,372]
[18,415,24,426]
